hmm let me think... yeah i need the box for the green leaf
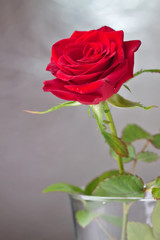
[93,174,145,198]
[152,200,160,239]
[103,132,128,157]
[84,170,119,195]
[152,177,160,200]
[152,188,160,200]
[122,144,135,163]
[91,105,128,157]
[123,84,131,92]
[110,144,135,163]
[101,214,122,227]
[76,210,101,228]
[136,152,159,163]
[43,183,84,194]
[151,134,160,149]
[24,101,81,114]
[127,222,156,240]
[107,94,155,110]
[122,124,152,144]
[76,210,123,228]
[156,177,160,186]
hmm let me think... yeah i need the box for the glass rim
[69,193,156,202]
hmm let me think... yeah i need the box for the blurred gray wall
[0,0,160,239]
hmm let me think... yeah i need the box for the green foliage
[91,105,128,157]
[152,177,160,199]
[122,124,152,143]
[102,132,128,157]
[43,183,84,194]
[123,84,131,92]
[76,210,123,228]
[84,170,119,195]
[92,174,144,198]
[76,210,101,228]
[108,94,155,110]
[151,134,160,149]
[152,201,160,239]
[127,201,160,240]
[136,152,159,163]
[101,214,122,227]
[127,222,156,240]
[110,144,135,163]
[24,101,81,114]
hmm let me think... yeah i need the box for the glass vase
[69,193,160,240]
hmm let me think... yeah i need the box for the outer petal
[76,93,102,105]
[97,81,115,101]
[107,30,124,51]
[43,79,77,101]
[114,40,141,93]
[70,30,89,39]
[97,26,115,32]
[71,26,115,41]
[43,78,103,105]
[46,62,59,76]
[124,40,141,54]
[105,59,129,86]
[65,79,105,94]
[123,40,141,75]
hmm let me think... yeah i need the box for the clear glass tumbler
[69,194,159,240]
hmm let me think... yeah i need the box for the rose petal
[114,40,141,92]
[51,38,73,63]
[62,57,109,75]
[70,30,89,39]
[65,46,84,62]
[98,80,115,101]
[76,93,102,105]
[124,40,141,54]
[98,26,115,32]
[105,59,129,86]
[66,79,116,103]
[46,63,59,76]
[100,47,124,79]
[83,56,113,75]
[43,78,102,104]
[107,30,124,50]
[74,30,102,43]
[65,79,105,94]
[56,70,103,84]
[123,40,141,75]
[43,79,77,101]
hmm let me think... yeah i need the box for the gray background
[1,0,160,239]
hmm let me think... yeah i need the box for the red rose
[43,26,141,105]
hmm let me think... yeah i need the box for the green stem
[103,101,124,174]
[121,203,128,240]
[121,202,133,240]
[133,68,160,78]
[130,139,150,174]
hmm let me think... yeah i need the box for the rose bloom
[43,26,141,105]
